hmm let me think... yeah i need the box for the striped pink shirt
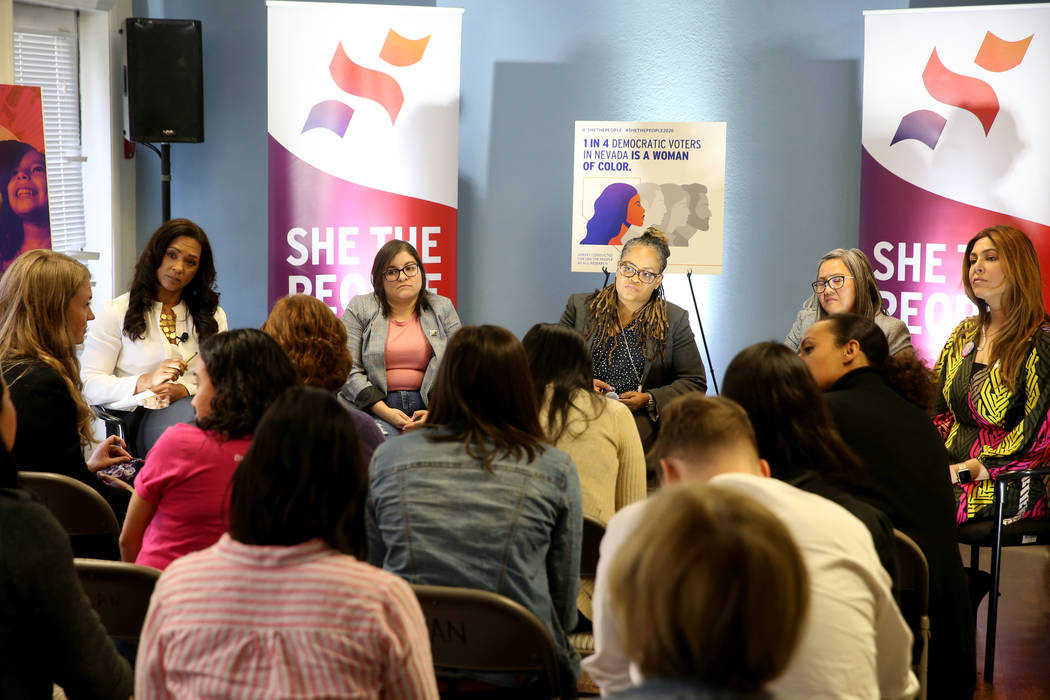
[135,534,438,699]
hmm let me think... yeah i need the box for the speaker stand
[137,141,173,224]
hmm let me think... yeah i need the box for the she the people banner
[861,5,1049,362]
[0,84,51,273]
[267,1,462,312]
[571,121,726,275]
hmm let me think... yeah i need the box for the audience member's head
[647,394,769,485]
[608,483,809,692]
[722,341,862,484]
[426,324,545,469]
[229,386,367,558]
[801,313,936,410]
[0,248,95,442]
[262,294,352,392]
[193,328,298,440]
[522,322,604,442]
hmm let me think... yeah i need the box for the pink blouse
[385,316,433,391]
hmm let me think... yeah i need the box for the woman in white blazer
[81,219,226,438]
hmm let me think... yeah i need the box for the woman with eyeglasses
[341,240,461,437]
[785,248,913,357]
[560,227,706,452]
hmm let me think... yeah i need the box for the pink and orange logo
[302,29,431,137]
[891,31,1033,149]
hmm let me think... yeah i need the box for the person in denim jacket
[367,325,583,697]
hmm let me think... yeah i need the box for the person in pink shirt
[136,386,439,699]
[115,328,298,570]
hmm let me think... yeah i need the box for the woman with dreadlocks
[560,227,707,454]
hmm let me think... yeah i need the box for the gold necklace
[160,307,178,344]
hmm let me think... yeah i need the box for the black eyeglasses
[383,263,420,282]
[618,262,660,285]
[811,274,853,293]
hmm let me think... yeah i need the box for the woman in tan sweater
[523,323,646,619]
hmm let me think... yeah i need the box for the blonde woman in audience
[116,329,297,570]
[262,294,384,463]
[367,325,582,697]
[137,386,439,699]
[523,322,645,620]
[0,250,133,520]
[607,483,808,699]
[0,374,133,698]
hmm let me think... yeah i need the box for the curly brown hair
[262,295,353,392]
[196,329,298,441]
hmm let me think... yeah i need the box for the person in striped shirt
[136,386,438,699]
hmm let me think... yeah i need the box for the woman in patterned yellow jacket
[934,225,1050,524]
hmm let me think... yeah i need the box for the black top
[560,292,707,448]
[825,366,976,700]
[0,487,133,698]
[592,321,647,394]
[2,357,129,520]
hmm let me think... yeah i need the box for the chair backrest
[412,584,563,697]
[893,529,929,611]
[75,558,161,642]
[580,515,605,578]
[17,471,120,540]
[893,529,930,700]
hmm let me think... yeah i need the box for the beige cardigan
[540,387,647,619]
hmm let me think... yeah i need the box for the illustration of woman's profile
[580,182,644,246]
[0,140,51,271]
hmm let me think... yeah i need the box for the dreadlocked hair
[585,226,671,361]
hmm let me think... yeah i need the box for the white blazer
[80,292,228,407]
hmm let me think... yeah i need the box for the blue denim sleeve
[366,490,386,568]
[547,454,582,633]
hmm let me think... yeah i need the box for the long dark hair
[124,218,220,341]
[722,341,863,484]
[824,313,936,410]
[370,239,431,318]
[426,325,546,470]
[958,225,1049,391]
[522,323,605,442]
[196,329,298,441]
[229,386,367,558]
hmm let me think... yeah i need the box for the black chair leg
[970,543,980,570]
[984,483,1007,683]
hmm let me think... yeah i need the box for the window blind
[13,29,87,252]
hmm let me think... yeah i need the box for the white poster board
[570,121,726,275]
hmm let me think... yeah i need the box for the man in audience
[584,395,919,700]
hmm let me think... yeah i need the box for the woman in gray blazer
[341,240,460,437]
[560,227,706,452]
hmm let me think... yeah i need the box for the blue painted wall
[134,0,925,384]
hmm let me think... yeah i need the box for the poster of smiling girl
[0,85,50,273]
[571,121,725,275]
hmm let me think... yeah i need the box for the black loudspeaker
[122,18,204,143]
